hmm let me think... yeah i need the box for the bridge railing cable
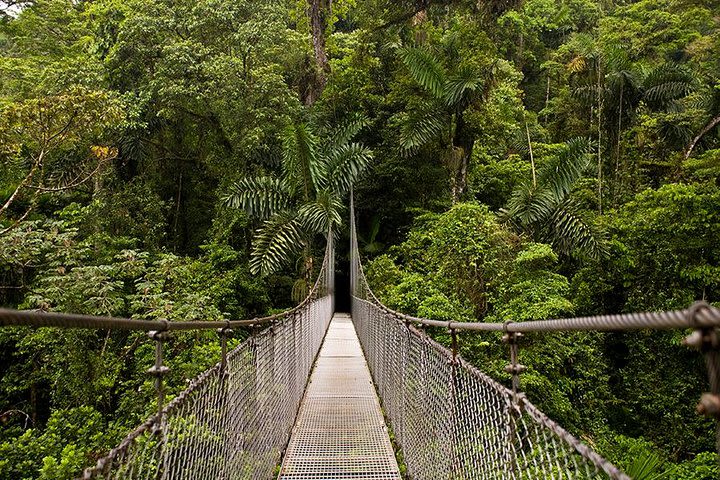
[0,234,335,480]
[350,192,719,479]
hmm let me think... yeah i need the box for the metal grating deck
[278,314,401,480]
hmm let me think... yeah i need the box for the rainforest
[1,0,719,478]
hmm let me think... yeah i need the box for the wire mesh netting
[80,241,335,480]
[349,196,628,480]
[351,297,628,480]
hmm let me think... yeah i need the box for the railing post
[448,325,459,475]
[147,326,170,426]
[217,325,233,379]
[503,322,525,478]
[503,328,526,402]
[683,301,720,455]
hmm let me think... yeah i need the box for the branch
[0,409,33,429]
[0,204,35,236]
[374,1,428,30]
[45,108,79,148]
[684,114,720,160]
[0,151,43,219]
[26,153,115,193]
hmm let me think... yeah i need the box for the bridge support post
[147,329,170,423]
[218,326,233,379]
[683,301,720,455]
[448,326,459,476]
[216,326,233,480]
[503,328,526,402]
[503,324,526,478]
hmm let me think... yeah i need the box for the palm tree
[223,115,372,286]
[396,46,494,203]
[502,137,606,259]
[570,41,695,205]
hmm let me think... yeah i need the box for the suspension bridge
[1,197,719,480]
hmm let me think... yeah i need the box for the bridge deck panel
[278,314,400,480]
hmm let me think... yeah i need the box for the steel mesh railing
[349,194,629,480]
[351,297,625,479]
[0,235,335,480]
[82,294,332,480]
[77,239,335,480]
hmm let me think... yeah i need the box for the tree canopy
[1,0,719,477]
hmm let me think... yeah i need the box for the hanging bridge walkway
[279,313,400,479]
[1,196,719,480]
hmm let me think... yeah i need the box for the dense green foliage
[1,0,719,477]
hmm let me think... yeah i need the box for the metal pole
[147,329,170,424]
[683,301,720,456]
[503,323,525,478]
[218,327,233,378]
[216,326,233,480]
[449,327,459,475]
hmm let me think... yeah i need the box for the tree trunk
[452,115,474,204]
[525,118,536,188]
[305,0,332,106]
[597,66,603,215]
[543,75,550,124]
[616,81,623,177]
[614,81,623,204]
[0,153,42,219]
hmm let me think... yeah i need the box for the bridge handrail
[349,200,718,333]
[81,233,334,479]
[369,299,720,333]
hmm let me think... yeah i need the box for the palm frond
[504,138,604,259]
[297,192,343,235]
[505,183,559,228]
[250,213,304,276]
[282,123,325,197]
[326,113,370,149]
[645,81,693,106]
[398,107,446,153]
[537,137,592,200]
[548,203,607,260]
[398,47,447,99]
[325,142,373,194]
[643,64,695,110]
[607,69,640,95]
[623,452,674,480]
[291,278,310,303]
[572,83,605,103]
[222,176,292,219]
[443,66,484,107]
